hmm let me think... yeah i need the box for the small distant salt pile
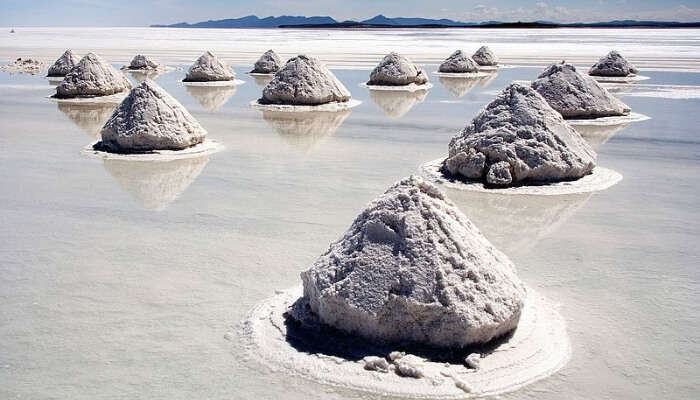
[299,175,526,348]
[183,51,235,82]
[96,80,206,153]
[444,83,596,187]
[251,49,283,74]
[47,49,80,77]
[126,54,161,71]
[589,50,639,77]
[260,55,351,105]
[438,50,479,73]
[472,46,498,67]
[532,62,630,118]
[0,57,43,75]
[55,52,132,98]
[367,52,428,86]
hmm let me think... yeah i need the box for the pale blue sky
[2,0,699,26]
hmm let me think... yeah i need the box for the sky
[1,0,700,26]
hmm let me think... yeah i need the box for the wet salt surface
[0,54,699,400]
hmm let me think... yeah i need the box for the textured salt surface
[420,158,622,195]
[362,82,434,92]
[566,112,650,126]
[240,285,569,399]
[182,79,245,87]
[83,139,222,161]
[250,98,361,112]
[433,72,489,78]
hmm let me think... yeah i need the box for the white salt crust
[420,158,622,196]
[47,91,128,104]
[122,66,177,73]
[181,79,245,87]
[477,65,500,72]
[566,112,650,126]
[362,82,434,92]
[46,76,65,83]
[589,74,650,83]
[82,139,223,161]
[239,285,570,399]
[250,98,362,112]
[433,71,490,78]
[247,72,276,77]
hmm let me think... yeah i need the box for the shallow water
[1,30,699,400]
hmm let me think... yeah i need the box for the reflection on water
[102,156,209,211]
[56,102,117,137]
[573,123,629,150]
[439,76,481,98]
[261,110,350,152]
[184,85,237,112]
[126,69,165,83]
[478,71,499,87]
[368,89,428,118]
[445,188,592,254]
[251,74,274,87]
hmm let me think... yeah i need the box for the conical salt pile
[438,50,479,73]
[47,49,80,77]
[472,46,498,66]
[367,52,428,86]
[55,52,132,98]
[183,51,235,82]
[251,49,283,74]
[589,50,639,77]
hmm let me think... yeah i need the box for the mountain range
[151,14,700,29]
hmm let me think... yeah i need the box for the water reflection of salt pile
[369,89,427,118]
[184,84,237,112]
[251,74,274,87]
[261,110,350,152]
[478,71,499,87]
[126,69,164,83]
[574,123,628,150]
[439,76,481,98]
[56,102,117,137]
[445,188,592,254]
[102,157,209,211]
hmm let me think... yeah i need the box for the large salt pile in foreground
[444,83,596,187]
[472,46,498,66]
[367,52,428,86]
[299,175,526,348]
[47,49,80,77]
[97,80,206,153]
[532,62,630,118]
[251,49,283,74]
[183,51,235,82]
[438,50,479,73]
[589,50,639,77]
[55,53,132,98]
[260,55,351,105]
[126,54,161,70]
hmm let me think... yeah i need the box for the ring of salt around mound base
[46,76,65,83]
[433,71,490,78]
[82,139,223,161]
[239,285,570,399]
[249,98,362,112]
[181,79,245,87]
[477,65,499,71]
[247,72,276,76]
[47,91,129,104]
[361,82,434,92]
[566,112,650,126]
[589,74,650,83]
[420,158,622,196]
[122,66,177,73]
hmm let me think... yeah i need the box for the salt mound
[444,83,596,187]
[438,50,479,73]
[55,53,132,98]
[97,80,206,152]
[299,175,526,348]
[251,49,283,74]
[367,52,428,86]
[126,54,160,70]
[47,49,80,77]
[472,46,498,66]
[260,55,351,105]
[589,51,639,77]
[1,57,43,75]
[183,51,235,82]
[532,62,631,118]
